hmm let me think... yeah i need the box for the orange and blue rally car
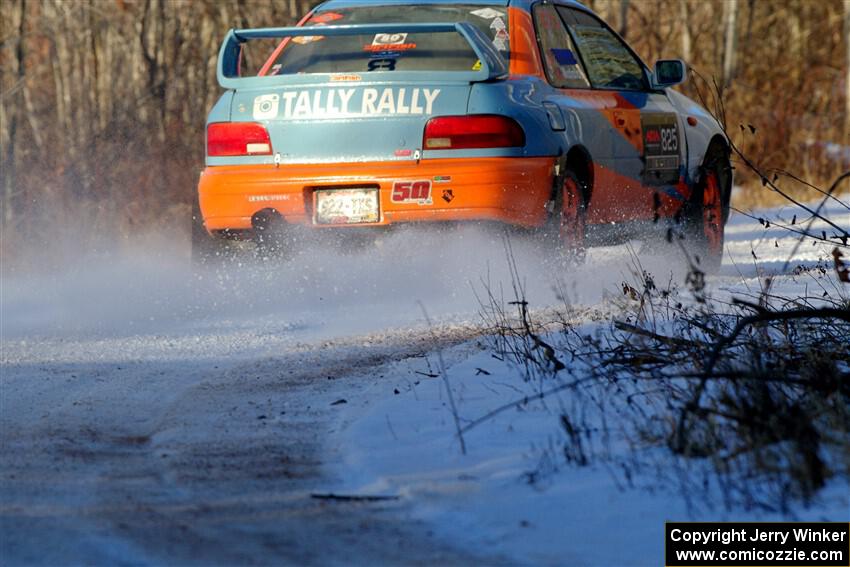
[194,0,732,269]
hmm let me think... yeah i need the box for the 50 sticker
[373,33,408,46]
[391,180,432,204]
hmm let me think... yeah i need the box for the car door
[554,5,686,224]
[531,3,611,195]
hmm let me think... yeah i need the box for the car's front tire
[684,142,732,273]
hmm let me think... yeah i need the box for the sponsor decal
[471,7,504,19]
[308,12,344,24]
[253,93,279,119]
[372,33,408,46]
[562,66,584,80]
[248,194,291,202]
[472,59,482,71]
[391,180,432,205]
[259,88,441,119]
[367,58,397,71]
[291,35,324,45]
[551,48,578,65]
[363,43,416,52]
[433,176,452,183]
[476,7,508,50]
[441,189,454,203]
[329,74,362,82]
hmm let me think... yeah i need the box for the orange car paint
[505,9,679,224]
[198,157,557,233]
[588,163,692,224]
[508,7,545,78]
[505,7,664,224]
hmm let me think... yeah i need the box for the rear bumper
[197,157,556,233]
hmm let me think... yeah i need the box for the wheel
[541,169,588,265]
[252,210,291,261]
[553,170,588,264]
[684,143,731,273]
[191,195,233,267]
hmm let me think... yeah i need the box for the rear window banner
[272,5,509,74]
[252,87,442,120]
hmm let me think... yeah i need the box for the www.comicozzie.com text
[670,527,848,546]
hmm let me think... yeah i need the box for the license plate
[314,188,380,225]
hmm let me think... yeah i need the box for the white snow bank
[331,339,848,565]
[329,201,850,565]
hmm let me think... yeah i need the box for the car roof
[315,0,594,14]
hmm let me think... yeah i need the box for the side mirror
[652,59,687,88]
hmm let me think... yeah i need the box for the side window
[557,7,646,91]
[532,4,590,89]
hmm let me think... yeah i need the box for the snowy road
[1,321,497,565]
[2,202,848,565]
[1,226,555,565]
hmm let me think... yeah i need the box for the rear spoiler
[217,22,508,89]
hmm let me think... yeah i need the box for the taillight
[207,122,273,157]
[423,115,525,150]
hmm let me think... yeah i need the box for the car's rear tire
[252,209,300,262]
[191,196,233,268]
[684,143,731,273]
[551,169,588,265]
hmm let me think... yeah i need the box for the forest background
[1,0,848,263]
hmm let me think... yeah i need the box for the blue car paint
[206,0,726,214]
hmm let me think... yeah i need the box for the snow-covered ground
[1,196,848,565]
[323,198,850,565]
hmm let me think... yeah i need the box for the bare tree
[722,0,739,88]
[679,0,691,63]
[0,0,847,262]
[1,0,25,228]
[618,0,630,38]
[845,0,850,142]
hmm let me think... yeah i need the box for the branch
[704,307,850,377]
[613,321,709,349]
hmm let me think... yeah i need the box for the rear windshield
[264,5,509,75]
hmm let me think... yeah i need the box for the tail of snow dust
[1,223,694,342]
